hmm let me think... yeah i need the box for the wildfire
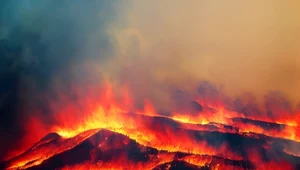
[2,82,300,170]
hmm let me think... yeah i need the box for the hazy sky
[108,0,300,105]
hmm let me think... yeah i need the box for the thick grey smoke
[0,0,127,160]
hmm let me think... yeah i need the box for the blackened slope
[3,126,300,169]
[153,160,206,170]
[25,129,257,170]
[0,133,61,169]
[27,138,95,170]
[232,117,286,130]
[1,129,98,170]
[27,129,159,170]
[190,129,300,166]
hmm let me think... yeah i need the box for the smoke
[109,0,300,107]
[1,0,300,161]
[0,0,128,160]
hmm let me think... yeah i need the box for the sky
[0,0,299,160]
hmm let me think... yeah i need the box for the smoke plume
[1,0,300,161]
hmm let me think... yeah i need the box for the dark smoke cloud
[0,0,126,160]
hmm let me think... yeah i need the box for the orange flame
[4,82,300,170]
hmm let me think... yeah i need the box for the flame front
[3,82,300,170]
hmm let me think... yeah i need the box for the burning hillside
[1,1,300,170]
[1,82,300,170]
